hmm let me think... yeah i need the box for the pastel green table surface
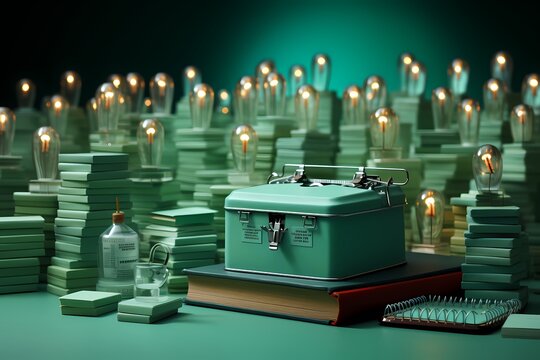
[1,291,539,360]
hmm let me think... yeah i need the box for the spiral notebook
[381,295,521,333]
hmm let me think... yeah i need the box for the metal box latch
[261,214,287,251]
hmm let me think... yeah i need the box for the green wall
[1,0,537,109]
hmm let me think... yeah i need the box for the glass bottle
[97,204,140,298]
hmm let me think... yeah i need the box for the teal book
[0,283,39,294]
[51,256,96,269]
[57,209,130,220]
[58,201,132,211]
[48,266,98,280]
[0,258,40,268]
[157,234,218,247]
[464,237,522,248]
[184,253,463,325]
[468,206,520,218]
[59,162,128,172]
[468,223,521,234]
[59,186,130,196]
[502,314,540,339]
[59,153,128,164]
[61,303,118,316]
[0,266,40,277]
[60,170,130,182]
[14,206,57,216]
[117,309,178,324]
[166,259,216,270]
[47,275,97,288]
[61,179,127,189]
[0,242,44,251]
[60,290,122,308]
[117,296,182,316]
[0,249,45,259]
[0,234,45,244]
[0,216,44,230]
[54,240,98,254]
[163,243,217,254]
[461,262,527,275]
[151,207,216,226]
[0,274,39,286]
[57,194,130,204]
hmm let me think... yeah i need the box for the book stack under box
[335,124,370,179]
[48,153,134,296]
[175,129,228,202]
[0,216,44,294]
[117,296,182,323]
[142,207,217,293]
[131,180,183,257]
[0,156,28,216]
[274,131,337,179]
[90,142,141,172]
[462,205,529,304]
[59,290,121,316]
[14,192,58,282]
[502,143,540,279]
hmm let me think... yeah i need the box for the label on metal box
[242,223,262,244]
[290,227,313,247]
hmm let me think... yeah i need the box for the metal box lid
[225,183,406,216]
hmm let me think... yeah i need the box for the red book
[185,252,463,325]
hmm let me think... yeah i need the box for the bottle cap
[112,196,124,224]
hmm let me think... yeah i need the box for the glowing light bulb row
[448,58,469,96]
[231,124,258,173]
[510,104,534,143]
[137,118,164,168]
[415,189,445,244]
[472,144,502,193]
[0,107,16,156]
[457,98,481,146]
[189,83,214,129]
[32,126,60,180]
[234,76,258,124]
[431,87,453,130]
[369,107,398,149]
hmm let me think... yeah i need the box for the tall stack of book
[462,205,529,304]
[0,216,44,294]
[175,129,228,203]
[478,115,511,148]
[90,142,141,173]
[0,156,28,216]
[502,143,540,279]
[449,200,468,255]
[142,207,217,293]
[315,91,341,141]
[13,192,57,282]
[335,124,370,179]
[48,153,133,296]
[392,96,432,149]
[190,169,230,209]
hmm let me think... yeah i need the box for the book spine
[331,271,462,326]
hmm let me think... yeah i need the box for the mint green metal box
[224,182,407,280]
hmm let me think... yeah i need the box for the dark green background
[1,0,538,110]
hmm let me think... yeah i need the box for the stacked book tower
[392,95,432,149]
[48,153,133,296]
[118,296,182,323]
[462,205,529,305]
[0,156,28,216]
[59,290,121,317]
[335,125,370,179]
[0,216,44,294]
[141,207,218,293]
[13,192,57,282]
[90,142,141,173]
[190,169,230,209]
[502,143,540,280]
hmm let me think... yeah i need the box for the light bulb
[263,72,286,116]
[407,61,426,96]
[150,72,174,115]
[16,78,36,108]
[60,71,82,107]
[295,84,319,131]
[311,53,331,92]
[143,97,152,113]
[472,144,502,193]
[233,76,258,124]
[370,107,399,149]
[398,52,415,92]
[342,85,366,125]
[289,65,306,96]
[137,118,164,168]
[0,107,16,155]
[522,73,540,108]
[364,75,387,114]
[448,58,470,96]
[126,72,145,114]
[457,98,480,146]
[491,51,513,87]
[47,95,70,136]
[256,60,276,101]
[510,104,534,143]
[41,96,51,116]
[108,74,128,94]
[415,189,445,244]
[190,83,214,129]
[217,89,231,115]
[183,66,202,97]
[32,126,60,180]
[96,82,121,142]
[231,124,258,173]
[86,97,98,132]
[483,78,507,120]
[431,87,453,130]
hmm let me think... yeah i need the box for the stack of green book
[190,169,230,209]
[175,129,228,199]
[274,131,337,179]
[0,156,28,216]
[63,108,90,153]
[90,142,141,172]
[117,296,182,323]
[59,290,121,316]
[12,108,44,178]
[502,143,540,279]
[478,113,512,148]
[449,202,468,255]
[335,125,370,179]
[48,153,134,296]
[174,97,193,130]
[131,180,183,257]
[142,207,217,293]
[316,91,340,139]
[415,129,460,154]
[118,113,142,139]
[391,96,432,149]
[0,216,44,294]
[462,205,529,304]
[14,192,58,282]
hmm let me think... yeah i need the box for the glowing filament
[530,77,539,96]
[40,134,51,152]
[220,91,229,100]
[67,75,75,84]
[411,64,420,79]
[144,98,152,107]
[425,197,435,217]
[240,133,250,153]
[21,83,30,92]
[187,69,196,79]
[481,153,494,173]
[294,69,303,78]
[146,127,155,144]
[464,104,472,121]
[403,56,412,65]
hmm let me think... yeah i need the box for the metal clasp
[302,215,317,229]
[261,214,287,251]
[238,211,250,223]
